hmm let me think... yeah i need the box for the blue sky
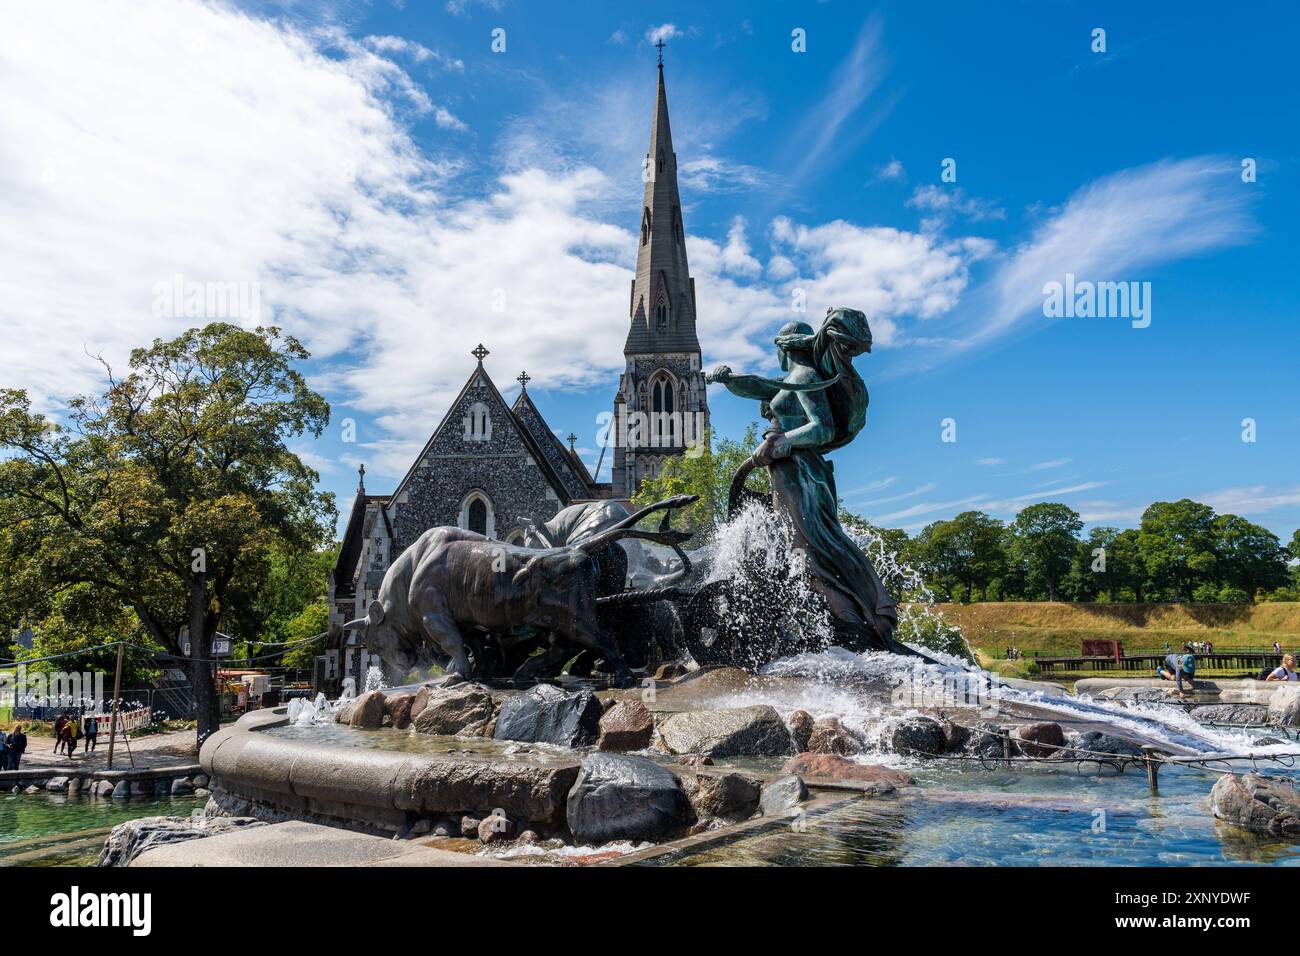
[2,0,1296,537]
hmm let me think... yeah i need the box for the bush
[1218,586,1251,605]
[1192,583,1220,604]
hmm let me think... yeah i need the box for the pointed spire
[357,463,366,494]
[625,57,698,355]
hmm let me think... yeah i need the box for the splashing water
[364,665,388,692]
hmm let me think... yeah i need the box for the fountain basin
[201,707,581,834]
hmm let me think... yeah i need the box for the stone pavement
[131,820,508,867]
[5,729,198,775]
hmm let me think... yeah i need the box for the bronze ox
[343,495,696,687]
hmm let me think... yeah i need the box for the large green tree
[914,511,1006,602]
[1137,499,1218,601]
[0,323,334,742]
[1009,502,1083,601]
[1211,514,1289,600]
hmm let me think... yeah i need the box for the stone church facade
[326,59,709,683]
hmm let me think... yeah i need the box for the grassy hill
[935,602,1300,668]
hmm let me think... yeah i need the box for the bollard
[1141,745,1161,795]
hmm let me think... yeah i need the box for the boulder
[460,815,482,839]
[1072,731,1144,761]
[349,689,387,729]
[333,700,355,724]
[965,722,1008,760]
[410,685,432,722]
[566,752,692,844]
[170,778,195,796]
[494,683,603,748]
[518,830,540,845]
[653,662,689,681]
[1191,703,1268,726]
[658,705,795,759]
[96,781,115,798]
[478,813,514,844]
[687,772,761,822]
[45,776,69,792]
[411,684,496,737]
[24,785,40,795]
[1268,685,1300,727]
[759,774,807,816]
[787,710,814,752]
[807,716,862,756]
[940,719,971,753]
[783,753,915,790]
[1011,721,1066,758]
[891,717,947,757]
[192,774,210,789]
[432,816,458,838]
[597,700,655,752]
[1211,772,1300,837]
[678,754,714,767]
[112,780,130,798]
[153,780,169,797]
[98,815,265,867]
[385,692,416,730]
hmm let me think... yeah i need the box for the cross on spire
[516,370,531,392]
[567,432,577,451]
[655,37,665,66]
[471,343,489,365]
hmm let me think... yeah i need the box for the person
[1266,653,1299,681]
[0,726,7,772]
[8,725,26,771]
[707,308,904,654]
[1157,644,1197,691]
[65,714,79,758]
[84,714,99,752]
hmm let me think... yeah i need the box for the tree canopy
[0,323,335,740]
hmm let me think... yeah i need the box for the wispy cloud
[1030,457,1072,471]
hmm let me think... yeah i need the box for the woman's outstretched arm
[706,365,781,401]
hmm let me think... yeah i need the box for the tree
[631,424,769,537]
[1063,525,1118,601]
[1212,514,1289,601]
[0,323,334,743]
[1137,500,1218,601]
[1009,503,1082,601]
[914,511,1006,602]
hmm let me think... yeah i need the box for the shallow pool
[644,761,1300,867]
[0,792,206,866]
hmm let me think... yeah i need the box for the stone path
[8,730,198,775]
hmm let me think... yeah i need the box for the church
[326,56,710,674]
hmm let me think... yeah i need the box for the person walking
[84,715,99,753]
[65,714,79,758]
[8,725,26,771]
[53,713,67,754]
[0,727,8,772]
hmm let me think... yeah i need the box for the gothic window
[655,297,669,332]
[458,491,494,538]
[673,206,683,244]
[657,148,665,174]
[641,208,651,246]
[468,499,487,535]
[463,401,492,442]
[651,371,677,447]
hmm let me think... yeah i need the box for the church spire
[624,57,698,355]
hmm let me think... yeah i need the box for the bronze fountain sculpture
[347,307,920,685]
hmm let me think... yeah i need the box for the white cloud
[767,216,996,347]
[906,184,1005,232]
[873,157,906,183]
[361,35,464,71]
[976,457,1006,466]
[646,23,681,44]
[984,157,1256,346]
[1029,457,1072,471]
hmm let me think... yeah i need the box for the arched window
[640,208,651,246]
[458,491,495,538]
[468,499,487,535]
[657,148,665,174]
[655,297,668,332]
[650,371,676,447]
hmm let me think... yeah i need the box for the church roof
[510,388,597,501]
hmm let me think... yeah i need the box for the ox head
[343,599,427,684]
